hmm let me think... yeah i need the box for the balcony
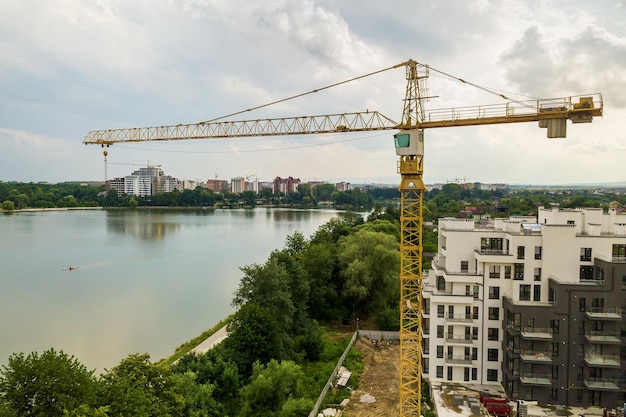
[585,307,622,320]
[474,249,513,263]
[520,327,553,340]
[584,352,620,367]
[519,373,552,386]
[445,314,474,324]
[583,377,620,391]
[520,350,552,363]
[445,335,474,345]
[445,355,473,365]
[584,330,621,344]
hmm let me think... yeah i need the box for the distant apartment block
[335,181,351,192]
[424,207,626,408]
[273,176,301,194]
[108,166,180,197]
[205,179,229,193]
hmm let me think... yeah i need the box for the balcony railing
[584,352,620,367]
[520,350,552,362]
[445,336,474,345]
[584,377,620,391]
[446,314,475,323]
[519,373,552,386]
[445,355,473,365]
[585,307,622,320]
[521,327,553,339]
[584,330,621,344]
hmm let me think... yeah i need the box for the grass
[159,316,233,366]
[299,329,362,406]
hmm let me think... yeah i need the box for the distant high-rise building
[231,177,245,194]
[108,166,180,196]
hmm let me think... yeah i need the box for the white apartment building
[424,207,626,407]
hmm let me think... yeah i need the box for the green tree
[1,201,14,212]
[98,353,184,417]
[223,303,282,377]
[338,228,399,316]
[237,360,310,417]
[0,349,97,417]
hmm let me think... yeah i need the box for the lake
[0,208,344,372]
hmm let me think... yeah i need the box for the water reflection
[106,210,181,240]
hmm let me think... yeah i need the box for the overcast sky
[1,0,624,185]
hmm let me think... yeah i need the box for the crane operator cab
[394,129,424,157]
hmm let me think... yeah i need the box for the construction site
[85,59,606,416]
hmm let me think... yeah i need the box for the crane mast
[84,60,602,417]
[396,60,428,417]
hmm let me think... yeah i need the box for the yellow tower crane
[83,59,603,417]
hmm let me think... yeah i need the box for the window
[550,319,560,335]
[472,368,478,380]
[519,284,531,301]
[622,275,626,290]
[481,237,503,252]
[437,276,445,291]
[534,267,541,281]
[552,342,559,356]
[597,267,605,281]
[533,285,541,301]
[437,305,445,318]
[464,367,470,381]
[551,365,559,379]
[423,358,429,374]
[423,338,430,355]
[487,369,498,381]
[579,297,586,312]
[580,247,592,261]
[472,306,479,320]
[423,298,430,315]
[504,265,511,279]
[517,246,525,259]
[580,266,594,281]
[489,265,501,279]
[488,307,499,320]
[534,246,542,260]
[447,366,453,381]
[472,348,478,360]
[488,349,498,361]
[436,345,443,358]
[437,325,444,338]
[489,286,500,299]
[472,327,479,340]
[436,366,443,378]
[461,261,469,272]
[613,244,626,261]
[514,263,524,280]
[488,328,499,341]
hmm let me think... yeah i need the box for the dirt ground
[341,337,400,417]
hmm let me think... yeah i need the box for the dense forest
[0,208,407,417]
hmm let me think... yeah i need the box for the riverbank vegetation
[2,180,626,221]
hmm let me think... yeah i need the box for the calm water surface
[0,208,342,372]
